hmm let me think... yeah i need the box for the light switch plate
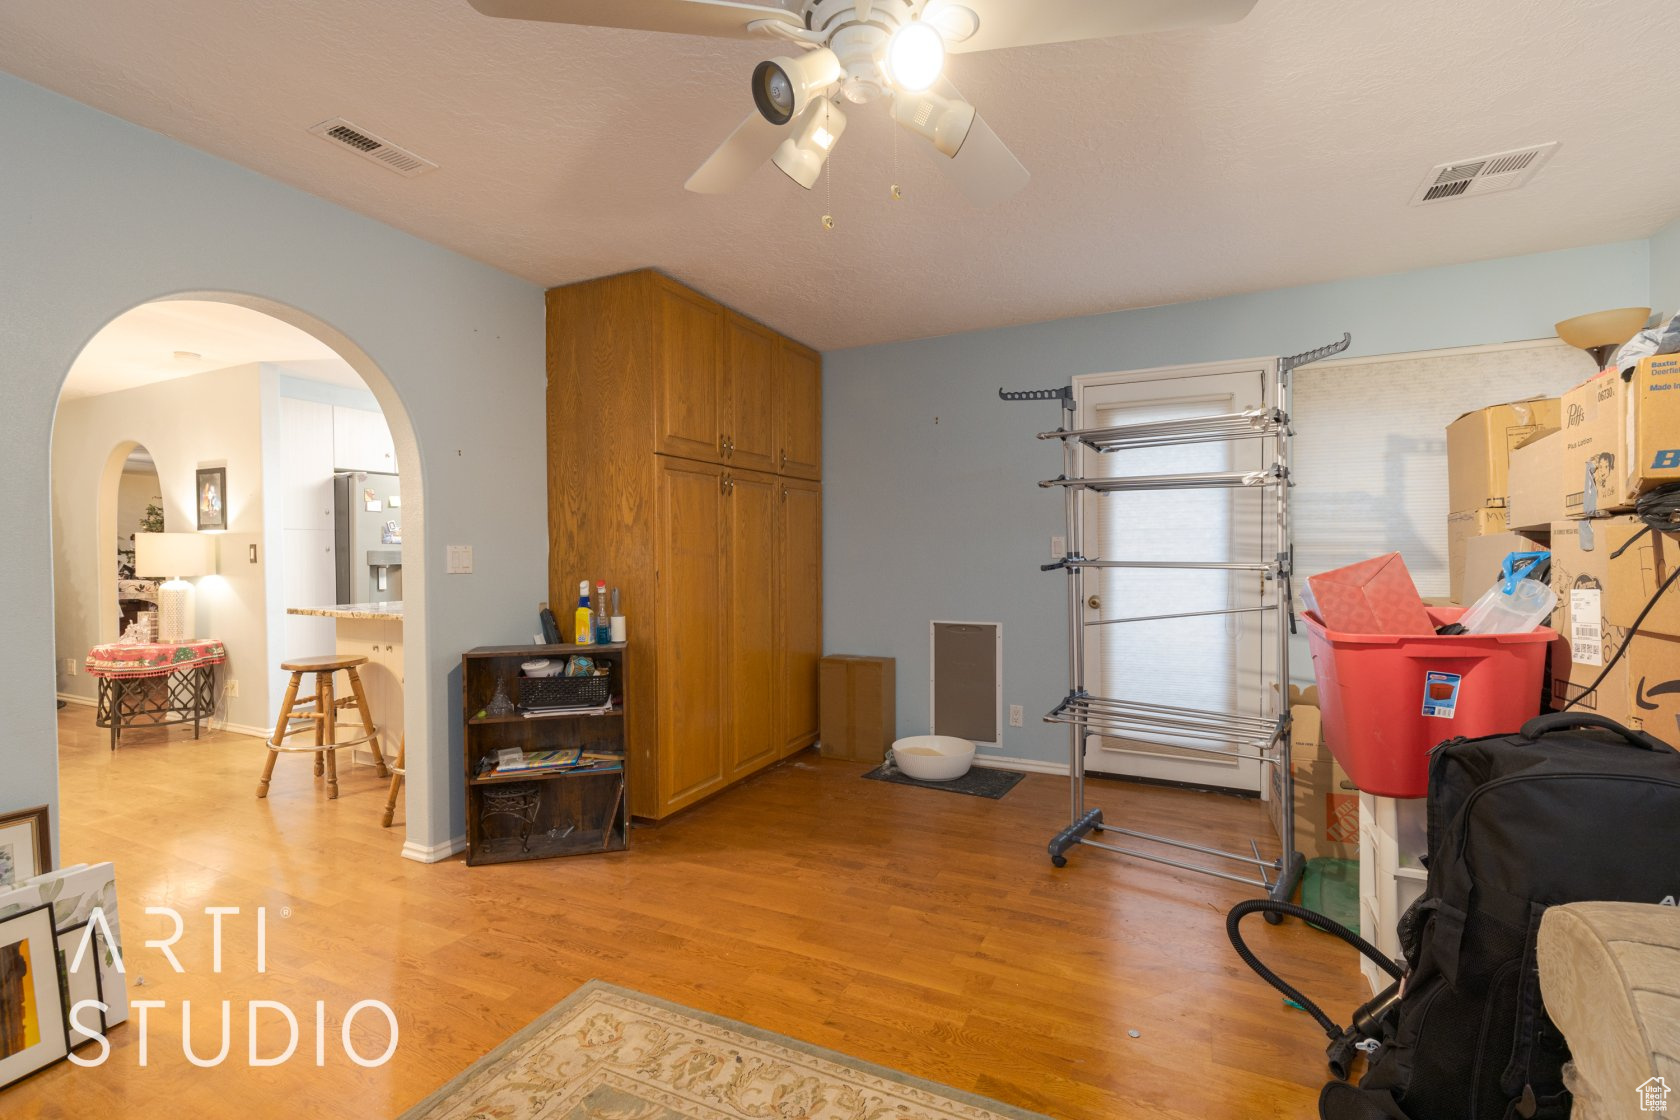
[1051,536,1066,557]
[446,545,473,574]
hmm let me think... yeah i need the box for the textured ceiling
[4,0,1678,350]
[61,300,348,400]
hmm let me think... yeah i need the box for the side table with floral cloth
[85,639,226,750]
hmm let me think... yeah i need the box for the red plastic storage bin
[1302,606,1555,798]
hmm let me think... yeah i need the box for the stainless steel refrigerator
[333,471,403,603]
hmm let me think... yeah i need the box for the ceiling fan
[468,0,1257,206]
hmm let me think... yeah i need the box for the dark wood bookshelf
[461,643,629,865]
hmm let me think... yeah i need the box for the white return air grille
[308,118,437,177]
[1410,142,1558,205]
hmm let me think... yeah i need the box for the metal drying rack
[1001,334,1350,914]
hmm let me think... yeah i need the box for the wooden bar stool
[257,655,388,801]
[381,738,405,828]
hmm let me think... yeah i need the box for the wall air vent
[1410,142,1558,205]
[308,118,437,178]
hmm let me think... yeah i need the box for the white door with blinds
[1076,362,1274,793]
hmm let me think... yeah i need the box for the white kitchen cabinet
[280,397,334,532]
[332,405,397,473]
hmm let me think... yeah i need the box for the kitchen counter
[284,604,405,763]
[287,602,404,622]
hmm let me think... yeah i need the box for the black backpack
[1321,712,1680,1120]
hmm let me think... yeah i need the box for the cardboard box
[1624,631,1680,746]
[1506,431,1567,532]
[1456,530,1548,608]
[1447,507,1511,603]
[1446,396,1561,512]
[1560,372,1635,517]
[1307,552,1435,636]
[1623,354,1680,496]
[819,655,896,763]
[1267,689,1359,860]
[1603,524,1680,639]
[1550,520,1630,724]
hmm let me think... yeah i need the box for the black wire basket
[517,671,612,710]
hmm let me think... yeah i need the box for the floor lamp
[135,532,214,643]
[1555,307,1650,371]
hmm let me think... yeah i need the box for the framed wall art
[0,806,50,889]
[195,466,227,531]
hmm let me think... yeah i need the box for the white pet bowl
[891,735,976,782]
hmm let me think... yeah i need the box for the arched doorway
[50,293,432,855]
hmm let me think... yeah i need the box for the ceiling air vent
[1410,142,1558,205]
[308,118,437,178]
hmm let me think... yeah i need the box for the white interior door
[1076,363,1274,793]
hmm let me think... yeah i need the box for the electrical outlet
[226,679,240,699]
[63,658,77,677]
[1008,704,1024,727]
[446,545,473,574]
[1051,535,1066,557]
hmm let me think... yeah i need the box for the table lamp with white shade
[135,532,215,643]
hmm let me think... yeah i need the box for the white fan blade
[927,0,1257,54]
[908,78,1028,207]
[466,0,801,39]
[686,110,794,194]
[940,112,1029,206]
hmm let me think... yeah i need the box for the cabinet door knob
[718,433,728,457]
[780,449,787,468]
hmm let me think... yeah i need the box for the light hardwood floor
[11,706,1367,1118]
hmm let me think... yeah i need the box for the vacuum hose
[1227,899,1406,1079]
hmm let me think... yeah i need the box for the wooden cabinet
[777,341,822,480]
[778,477,822,757]
[548,270,823,820]
[654,458,728,808]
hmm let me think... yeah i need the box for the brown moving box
[1623,354,1680,496]
[1506,431,1567,532]
[1560,373,1634,517]
[1267,686,1358,860]
[819,655,896,763]
[1457,530,1548,607]
[1446,396,1561,512]
[1447,507,1510,603]
[1550,520,1680,742]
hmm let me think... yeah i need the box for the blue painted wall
[0,73,545,856]
[1652,218,1680,319]
[822,240,1653,765]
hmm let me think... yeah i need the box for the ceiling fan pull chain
[821,114,835,231]
[891,124,902,201]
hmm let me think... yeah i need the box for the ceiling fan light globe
[891,88,975,158]
[751,49,844,126]
[771,99,849,189]
[886,21,945,92]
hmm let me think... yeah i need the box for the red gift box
[1307,553,1434,636]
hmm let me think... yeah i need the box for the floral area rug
[399,981,1051,1120]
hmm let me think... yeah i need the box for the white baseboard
[975,754,1069,776]
[56,692,95,708]
[401,835,466,864]
[213,721,272,739]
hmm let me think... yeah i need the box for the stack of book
[521,699,615,718]
[491,748,622,776]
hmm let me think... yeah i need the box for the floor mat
[1300,856,1360,930]
[861,763,1024,799]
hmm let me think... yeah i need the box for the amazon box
[1549,521,1629,723]
[1560,372,1635,517]
[1308,552,1435,636]
[1446,396,1561,512]
[1447,508,1511,603]
[1623,354,1680,496]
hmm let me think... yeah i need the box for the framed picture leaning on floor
[0,902,70,1088]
